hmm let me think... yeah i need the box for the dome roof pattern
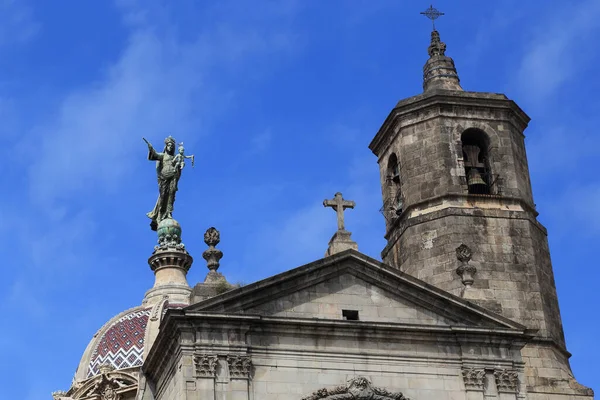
[87,307,151,377]
[80,301,189,380]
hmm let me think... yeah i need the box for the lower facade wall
[250,354,465,400]
[154,351,594,400]
[158,352,534,400]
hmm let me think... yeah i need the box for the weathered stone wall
[369,91,587,395]
[373,94,534,214]
[385,208,564,347]
[247,273,452,325]
[150,319,528,400]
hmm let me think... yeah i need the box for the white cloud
[0,0,39,47]
[514,0,600,105]
[237,149,385,283]
[24,1,301,207]
[464,0,526,65]
[551,184,600,235]
[527,119,600,176]
[26,28,205,204]
[2,0,303,318]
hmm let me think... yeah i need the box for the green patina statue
[143,136,193,231]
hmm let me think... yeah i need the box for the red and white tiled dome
[87,307,151,377]
[75,302,187,381]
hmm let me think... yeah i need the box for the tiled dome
[87,307,151,377]
[77,302,187,380]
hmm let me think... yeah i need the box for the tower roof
[423,29,462,92]
[419,6,462,92]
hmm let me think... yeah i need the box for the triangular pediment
[188,250,525,331]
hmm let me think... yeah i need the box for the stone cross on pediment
[323,192,355,231]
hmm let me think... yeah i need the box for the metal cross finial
[420,4,444,30]
[323,192,355,231]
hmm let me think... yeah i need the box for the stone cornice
[187,252,526,330]
[369,89,530,157]
[381,194,546,257]
[143,309,532,386]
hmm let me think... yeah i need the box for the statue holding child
[143,136,195,231]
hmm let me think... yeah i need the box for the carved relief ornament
[70,369,137,400]
[194,354,219,378]
[227,355,252,378]
[494,369,519,393]
[462,368,486,390]
[302,376,409,400]
[455,244,477,289]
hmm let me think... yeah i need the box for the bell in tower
[368,6,591,397]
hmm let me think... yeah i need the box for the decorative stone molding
[194,354,219,378]
[494,369,519,393]
[154,218,187,252]
[227,355,252,378]
[71,370,137,400]
[456,244,477,289]
[462,368,486,391]
[150,296,169,321]
[88,373,127,400]
[148,250,193,273]
[51,391,67,400]
[98,364,115,374]
[456,243,472,263]
[302,376,409,400]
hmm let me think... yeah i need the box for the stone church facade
[53,25,593,400]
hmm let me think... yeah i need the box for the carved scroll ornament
[302,376,409,400]
[68,369,137,400]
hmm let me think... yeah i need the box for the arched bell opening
[461,129,492,195]
[387,153,403,214]
[381,153,403,224]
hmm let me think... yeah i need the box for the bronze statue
[143,136,191,230]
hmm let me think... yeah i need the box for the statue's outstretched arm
[143,137,162,161]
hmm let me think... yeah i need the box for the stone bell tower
[368,19,592,397]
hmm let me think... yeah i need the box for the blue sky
[1,0,599,397]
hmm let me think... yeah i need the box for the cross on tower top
[420,4,444,30]
[323,192,355,231]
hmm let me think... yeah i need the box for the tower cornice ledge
[382,196,547,259]
[369,89,530,157]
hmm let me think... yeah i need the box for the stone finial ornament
[420,8,462,92]
[202,227,223,272]
[204,227,220,247]
[456,244,477,291]
[456,243,472,263]
[428,30,447,57]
